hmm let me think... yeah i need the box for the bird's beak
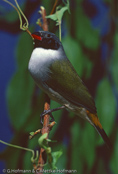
[31,34,42,41]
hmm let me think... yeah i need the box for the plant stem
[59,20,61,41]
[0,140,38,163]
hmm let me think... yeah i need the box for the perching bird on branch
[28,31,112,148]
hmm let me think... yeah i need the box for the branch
[50,0,58,15]
[37,103,50,173]
[40,6,48,31]
[35,7,50,174]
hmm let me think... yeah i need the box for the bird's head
[31,31,61,50]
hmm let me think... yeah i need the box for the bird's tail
[93,124,112,149]
[86,110,112,149]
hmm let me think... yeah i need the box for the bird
[28,31,112,148]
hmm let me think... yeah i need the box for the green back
[45,57,96,114]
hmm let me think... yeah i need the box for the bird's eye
[46,34,50,38]
[40,32,42,36]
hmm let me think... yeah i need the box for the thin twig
[33,4,57,173]
[36,7,49,174]
[40,6,48,31]
[50,0,58,15]
[37,103,50,174]
[29,129,41,140]
[3,0,33,39]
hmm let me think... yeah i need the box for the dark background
[0,0,118,174]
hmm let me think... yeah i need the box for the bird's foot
[40,109,55,125]
[40,106,65,125]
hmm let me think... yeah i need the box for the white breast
[28,48,59,75]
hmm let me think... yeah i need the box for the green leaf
[62,35,93,78]
[24,91,45,132]
[38,134,62,169]
[110,132,118,174]
[111,33,118,89]
[83,56,93,79]
[46,2,69,25]
[97,159,107,174]
[62,36,84,77]
[16,32,33,69]
[51,150,63,169]
[71,121,83,174]
[46,14,57,21]
[6,32,34,130]
[29,132,34,136]
[1,3,25,22]
[81,123,96,169]
[95,77,116,143]
[56,6,68,21]
[47,139,57,143]
[38,133,48,149]
[44,143,67,171]
[7,71,34,130]
[71,121,96,173]
[75,7,100,49]
[62,0,70,13]
[23,151,33,171]
[1,9,18,22]
[45,148,62,170]
[54,145,67,170]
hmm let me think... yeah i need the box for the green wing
[45,58,96,113]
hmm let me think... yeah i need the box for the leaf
[54,145,67,170]
[110,132,118,174]
[38,133,48,149]
[62,35,93,78]
[56,6,68,21]
[95,77,116,142]
[24,91,45,132]
[71,121,96,173]
[83,56,93,79]
[2,3,25,22]
[38,134,62,169]
[6,32,35,130]
[71,122,83,174]
[46,14,57,21]
[81,123,96,169]
[16,32,33,69]
[111,33,118,89]
[7,71,34,130]
[44,143,67,171]
[97,160,107,174]
[46,1,69,25]
[62,36,84,77]
[51,150,63,169]
[62,0,70,13]
[75,7,100,49]
[29,132,34,136]
[1,9,18,22]
[47,139,57,143]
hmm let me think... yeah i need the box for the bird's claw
[40,110,55,125]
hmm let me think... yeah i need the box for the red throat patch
[32,34,42,41]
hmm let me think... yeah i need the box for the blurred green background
[0,0,118,174]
